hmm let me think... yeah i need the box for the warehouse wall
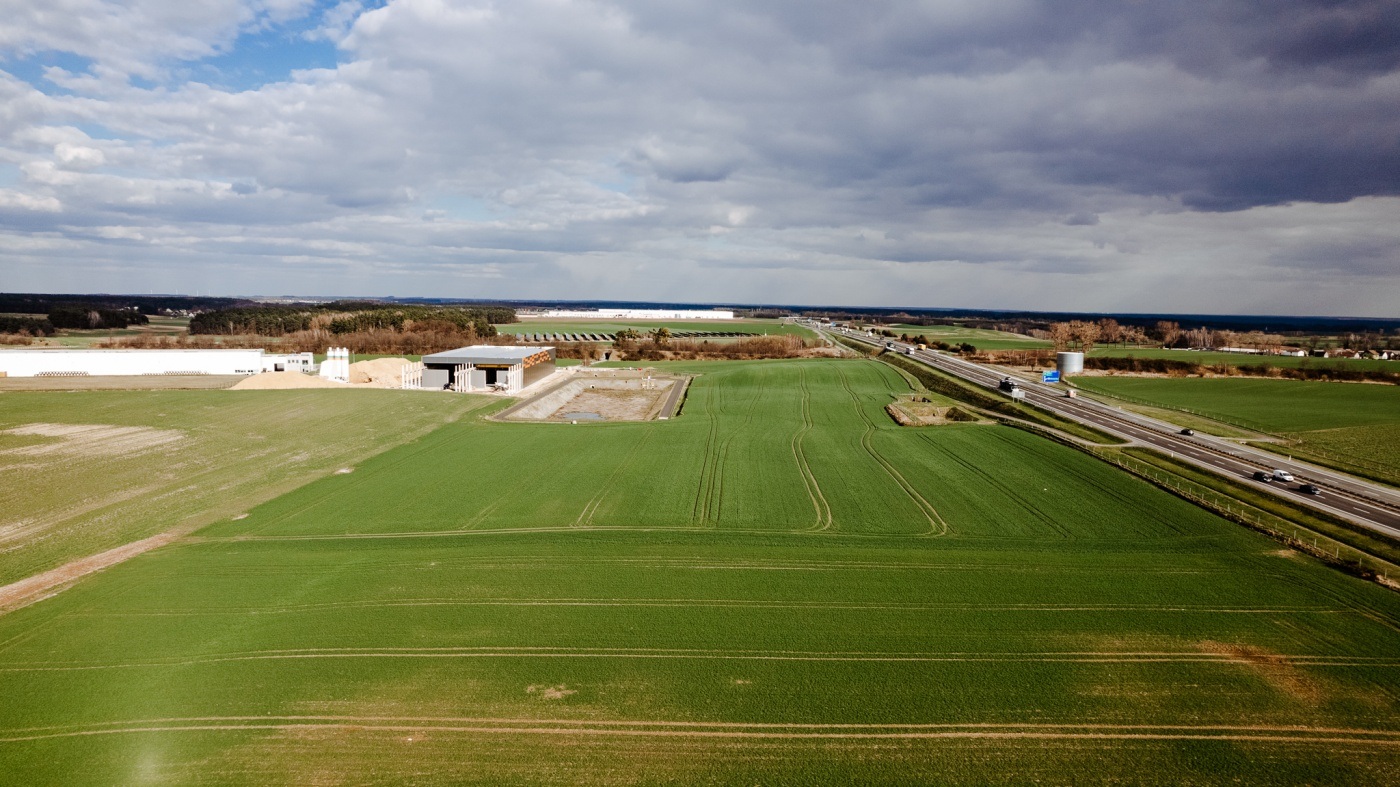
[0,349,265,377]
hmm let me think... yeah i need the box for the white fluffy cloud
[0,0,1397,315]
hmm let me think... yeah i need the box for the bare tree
[1048,322,1073,351]
[1185,326,1213,349]
[1068,320,1101,353]
[1096,318,1123,347]
[1153,321,1181,347]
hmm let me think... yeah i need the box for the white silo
[1056,351,1084,375]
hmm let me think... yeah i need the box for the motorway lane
[829,329,1400,540]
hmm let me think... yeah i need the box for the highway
[824,327,1400,541]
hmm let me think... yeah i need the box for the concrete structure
[0,348,274,377]
[419,346,556,393]
[1056,351,1085,375]
[537,308,734,320]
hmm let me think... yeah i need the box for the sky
[0,0,1398,316]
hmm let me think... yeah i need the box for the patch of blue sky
[1,51,95,95]
[182,28,340,92]
[65,123,130,141]
[0,164,19,187]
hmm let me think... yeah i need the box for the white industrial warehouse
[0,349,314,378]
[535,308,734,320]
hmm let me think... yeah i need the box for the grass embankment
[1074,376,1400,487]
[1113,447,1400,573]
[0,389,489,587]
[0,359,1398,783]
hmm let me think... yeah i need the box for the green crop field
[880,323,1051,350]
[0,390,488,588]
[1073,376,1400,484]
[497,318,811,340]
[0,359,1397,784]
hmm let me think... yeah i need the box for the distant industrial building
[0,349,313,378]
[416,346,556,393]
[536,308,734,320]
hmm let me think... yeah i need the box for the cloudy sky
[1,0,1398,315]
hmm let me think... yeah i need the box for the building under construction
[417,346,556,393]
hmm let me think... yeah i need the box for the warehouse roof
[422,345,555,365]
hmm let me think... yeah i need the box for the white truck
[1272,469,1295,482]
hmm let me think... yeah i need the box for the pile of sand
[231,371,347,390]
[349,357,411,388]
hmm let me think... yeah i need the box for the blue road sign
[1042,370,1061,383]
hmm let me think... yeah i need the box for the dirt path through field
[0,523,199,613]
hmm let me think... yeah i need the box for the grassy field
[1073,376,1400,485]
[0,390,488,587]
[878,323,1051,350]
[1090,346,1397,372]
[498,318,811,340]
[0,359,1397,783]
[27,315,192,348]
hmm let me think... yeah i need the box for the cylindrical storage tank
[1056,351,1085,375]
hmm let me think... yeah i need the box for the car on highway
[1180,428,1194,436]
[1299,484,1321,495]
[1252,471,1271,482]
[1272,469,1295,482]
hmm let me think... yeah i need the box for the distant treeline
[0,307,148,335]
[0,315,55,336]
[189,302,516,337]
[1084,355,1399,384]
[816,307,1400,336]
[0,293,245,315]
[48,307,148,330]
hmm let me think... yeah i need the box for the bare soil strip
[0,524,198,613]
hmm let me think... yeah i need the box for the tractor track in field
[575,428,656,527]
[704,367,765,526]
[792,365,834,532]
[915,431,1070,538]
[835,365,947,536]
[691,383,722,526]
[2,716,1399,747]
